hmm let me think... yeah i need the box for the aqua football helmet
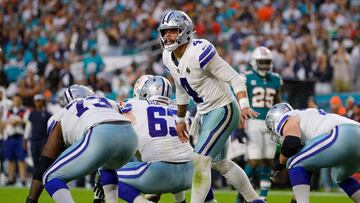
[158,10,194,51]
[61,84,95,106]
[139,76,172,104]
[265,102,293,143]
[250,46,273,77]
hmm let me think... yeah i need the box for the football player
[267,103,360,203]
[26,85,138,203]
[116,76,216,203]
[158,10,263,203]
[238,46,282,201]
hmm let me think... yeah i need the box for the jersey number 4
[180,78,203,103]
[252,87,276,108]
[147,106,177,137]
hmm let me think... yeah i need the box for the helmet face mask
[139,76,172,103]
[265,102,294,144]
[158,10,194,51]
[250,46,273,77]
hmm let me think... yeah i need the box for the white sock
[174,191,185,202]
[191,154,212,203]
[292,184,310,203]
[103,184,118,203]
[134,195,154,203]
[219,160,259,201]
[52,188,75,203]
[351,190,360,202]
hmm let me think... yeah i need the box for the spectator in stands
[313,52,333,95]
[349,102,360,123]
[330,42,354,92]
[18,63,45,107]
[329,95,346,116]
[82,47,105,82]
[345,96,355,118]
[58,60,74,88]
[24,94,52,167]
[0,87,12,183]
[3,94,28,186]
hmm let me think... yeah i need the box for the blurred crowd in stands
[0,0,359,188]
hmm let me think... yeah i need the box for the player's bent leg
[191,153,212,203]
[45,178,74,203]
[118,161,193,194]
[338,177,360,202]
[43,124,138,203]
[193,102,240,202]
[118,181,153,203]
[212,159,260,202]
[259,160,273,200]
[288,166,311,203]
[100,169,118,203]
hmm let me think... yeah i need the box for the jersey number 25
[252,87,276,108]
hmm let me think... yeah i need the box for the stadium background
[0,0,359,202]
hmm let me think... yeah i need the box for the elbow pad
[33,156,55,181]
[281,135,303,158]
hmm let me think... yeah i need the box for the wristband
[175,116,185,123]
[239,97,250,109]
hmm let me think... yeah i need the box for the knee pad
[211,159,234,175]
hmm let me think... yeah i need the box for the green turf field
[0,187,352,203]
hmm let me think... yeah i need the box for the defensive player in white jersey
[239,46,282,202]
[117,76,216,203]
[26,85,138,203]
[266,103,360,203]
[158,10,263,203]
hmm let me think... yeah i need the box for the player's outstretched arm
[26,123,65,202]
[236,91,259,120]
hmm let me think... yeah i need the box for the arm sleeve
[206,53,247,94]
[175,80,190,105]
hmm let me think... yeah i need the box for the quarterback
[158,10,263,203]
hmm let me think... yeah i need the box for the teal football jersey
[245,70,282,120]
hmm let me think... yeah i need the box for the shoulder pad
[191,39,217,70]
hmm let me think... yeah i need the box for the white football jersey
[163,38,243,114]
[275,108,360,142]
[47,96,129,146]
[122,98,193,163]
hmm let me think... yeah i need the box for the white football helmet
[61,84,95,106]
[250,46,273,77]
[158,10,194,51]
[139,76,172,104]
[133,75,153,98]
[265,102,293,143]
